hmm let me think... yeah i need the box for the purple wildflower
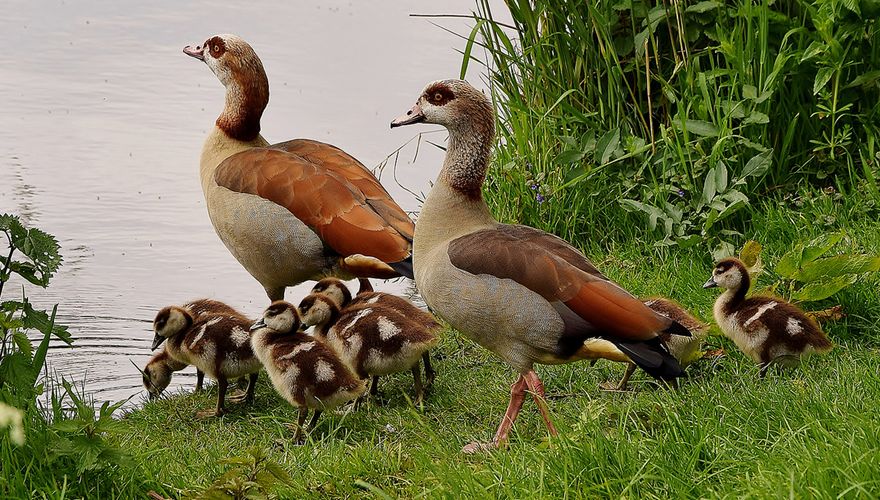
[677,189,686,197]
[536,193,545,204]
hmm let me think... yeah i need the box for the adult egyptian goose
[249,301,366,443]
[308,277,439,386]
[183,34,415,301]
[601,298,709,391]
[298,292,439,403]
[151,304,261,417]
[391,79,690,453]
[704,257,832,376]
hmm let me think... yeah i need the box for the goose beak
[150,333,166,351]
[183,44,205,61]
[250,318,267,331]
[703,277,718,289]
[391,103,426,128]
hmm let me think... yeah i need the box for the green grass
[110,188,880,499]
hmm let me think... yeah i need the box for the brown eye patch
[206,36,226,57]
[423,83,455,106]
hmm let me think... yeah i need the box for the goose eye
[212,45,219,54]
[433,93,443,102]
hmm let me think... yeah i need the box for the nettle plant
[0,213,69,407]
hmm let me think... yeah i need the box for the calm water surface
[0,0,503,407]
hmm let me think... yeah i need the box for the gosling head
[310,278,351,308]
[297,293,339,329]
[143,361,171,401]
[151,306,193,351]
[391,79,494,134]
[251,300,301,334]
[704,258,749,290]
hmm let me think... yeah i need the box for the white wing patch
[341,308,373,335]
[786,317,803,335]
[377,316,400,340]
[366,296,381,305]
[230,326,250,346]
[190,324,208,346]
[743,302,778,327]
[315,360,335,382]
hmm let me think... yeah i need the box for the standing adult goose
[391,80,689,453]
[183,34,414,300]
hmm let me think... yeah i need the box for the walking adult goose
[183,34,414,301]
[391,79,689,453]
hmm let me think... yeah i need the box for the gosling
[309,277,439,386]
[151,304,261,417]
[142,347,191,400]
[298,292,439,404]
[249,301,366,443]
[704,257,833,376]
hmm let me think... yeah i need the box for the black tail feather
[388,257,414,279]
[664,320,692,337]
[612,337,682,381]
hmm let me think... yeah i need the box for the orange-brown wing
[447,225,671,340]
[272,139,414,241]
[214,147,411,263]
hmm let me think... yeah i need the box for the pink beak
[391,103,426,128]
[183,44,205,61]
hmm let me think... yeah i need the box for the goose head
[143,360,172,401]
[151,306,193,351]
[251,300,301,334]
[297,293,339,329]
[391,79,493,134]
[309,278,351,308]
[704,258,748,290]
[184,34,269,141]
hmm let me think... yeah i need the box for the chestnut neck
[216,71,269,142]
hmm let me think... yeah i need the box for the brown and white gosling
[602,298,709,391]
[704,257,833,376]
[298,292,439,404]
[249,301,366,443]
[308,277,439,387]
[151,304,261,417]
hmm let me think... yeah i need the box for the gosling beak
[150,333,166,351]
[390,103,426,128]
[250,318,267,331]
[703,277,718,289]
[148,391,158,402]
[183,44,205,61]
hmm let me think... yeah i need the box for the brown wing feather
[214,147,411,263]
[448,225,671,340]
[272,139,415,240]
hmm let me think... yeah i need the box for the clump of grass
[468,0,880,257]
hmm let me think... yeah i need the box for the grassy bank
[112,188,880,498]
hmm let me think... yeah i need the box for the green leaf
[12,331,33,358]
[702,166,717,204]
[741,151,772,178]
[595,128,620,165]
[801,41,826,62]
[813,67,835,95]
[712,240,736,261]
[715,160,729,193]
[794,255,880,282]
[459,20,485,80]
[556,149,585,164]
[677,119,719,137]
[801,233,844,263]
[848,70,880,88]
[676,234,702,249]
[686,0,721,13]
[792,275,858,302]
[743,110,770,125]
[740,240,763,268]
[742,84,758,100]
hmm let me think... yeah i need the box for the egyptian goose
[391,79,690,452]
[151,304,261,417]
[249,301,366,443]
[298,292,439,403]
[704,258,833,376]
[182,34,415,301]
[601,298,709,391]
[142,348,189,400]
[309,277,439,384]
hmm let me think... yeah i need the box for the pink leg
[523,370,558,437]
[463,375,527,453]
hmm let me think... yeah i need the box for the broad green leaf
[801,41,826,62]
[712,240,736,261]
[740,240,763,268]
[743,111,770,125]
[702,166,717,204]
[556,149,586,164]
[716,199,748,222]
[792,275,858,302]
[742,84,758,99]
[715,160,729,193]
[723,189,750,205]
[678,119,719,137]
[677,234,702,249]
[620,199,664,219]
[794,254,880,282]
[813,67,835,95]
[741,151,772,178]
[848,70,880,88]
[686,0,721,13]
[12,331,33,358]
[801,233,844,263]
[776,246,803,278]
[595,128,620,165]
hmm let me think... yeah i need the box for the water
[0,0,503,407]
